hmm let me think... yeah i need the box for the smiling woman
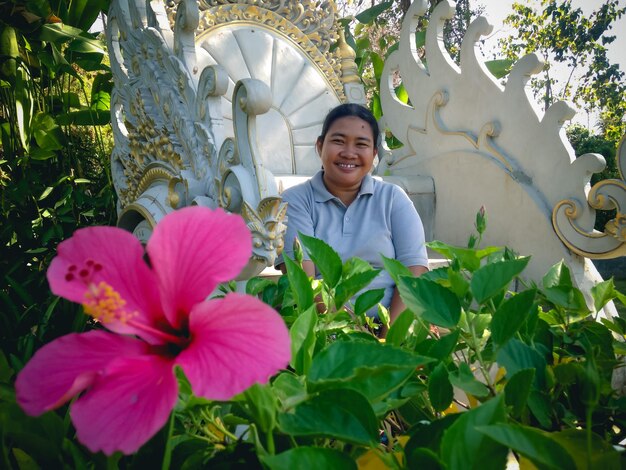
[276,103,429,327]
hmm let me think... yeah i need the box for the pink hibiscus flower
[15,207,291,455]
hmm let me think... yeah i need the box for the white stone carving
[377,0,625,314]
[106,0,364,277]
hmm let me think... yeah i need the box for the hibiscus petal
[47,226,167,343]
[147,207,252,328]
[177,293,290,400]
[15,331,149,416]
[71,353,178,456]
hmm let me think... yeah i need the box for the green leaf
[381,254,412,283]
[542,286,590,316]
[278,389,378,445]
[298,233,342,288]
[38,23,87,44]
[38,186,54,201]
[0,350,13,382]
[476,424,576,470]
[66,36,105,55]
[263,447,357,470]
[395,83,409,104]
[354,288,385,317]
[90,72,112,109]
[449,362,489,398]
[15,68,32,150]
[355,1,393,24]
[504,368,535,417]
[447,268,470,298]
[426,241,501,272]
[31,112,65,151]
[591,278,618,312]
[56,109,111,126]
[386,309,414,347]
[491,289,536,347]
[404,414,460,464]
[272,372,308,409]
[414,28,427,48]
[242,383,277,433]
[497,339,546,389]
[246,277,276,296]
[471,257,530,304]
[334,270,380,309]
[289,306,317,375]
[342,257,373,277]
[484,59,514,78]
[550,429,621,470]
[397,277,461,328]
[0,403,64,465]
[284,256,314,310]
[427,329,460,360]
[308,340,433,402]
[440,395,508,470]
[542,260,573,288]
[428,362,453,412]
[527,391,553,428]
[406,448,444,469]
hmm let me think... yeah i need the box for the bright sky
[473,0,625,126]
[475,0,625,72]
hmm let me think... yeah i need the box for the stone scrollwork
[107,0,297,276]
[165,0,349,99]
[553,135,626,258]
[376,0,625,302]
[214,80,288,271]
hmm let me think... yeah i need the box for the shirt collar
[311,171,374,203]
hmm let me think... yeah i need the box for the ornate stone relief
[377,0,626,279]
[107,0,364,276]
[553,135,626,258]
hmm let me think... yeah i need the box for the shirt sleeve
[275,184,315,267]
[390,186,429,268]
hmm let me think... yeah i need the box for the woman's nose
[340,144,357,157]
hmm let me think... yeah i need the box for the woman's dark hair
[318,103,380,146]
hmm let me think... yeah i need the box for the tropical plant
[2,208,626,468]
[498,0,626,141]
[0,0,116,372]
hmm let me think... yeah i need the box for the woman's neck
[322,173,360,206]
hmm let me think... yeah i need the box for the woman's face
[317,116,377,195]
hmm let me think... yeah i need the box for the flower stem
[266,431,275,455]
[161,412,175,470]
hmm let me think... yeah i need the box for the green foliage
[4,204,626,469]
[499,0,626,140]
[0,0,115,383]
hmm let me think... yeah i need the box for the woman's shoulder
[371,176,410,199]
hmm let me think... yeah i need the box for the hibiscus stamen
[82,281,187,347]
[83,281,137,324]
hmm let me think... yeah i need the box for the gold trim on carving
[118,202,158,229]
[552,134,626,258]
[166,0,347,99]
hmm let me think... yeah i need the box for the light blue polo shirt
[277,171,428,312]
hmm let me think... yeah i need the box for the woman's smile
[317,115,377,204]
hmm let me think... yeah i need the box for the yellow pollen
[82,281,136,324]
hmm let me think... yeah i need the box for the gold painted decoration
[165,0,347,98]
[552,135,626,258]
[109,0,356,274]
[377,0,626,262]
